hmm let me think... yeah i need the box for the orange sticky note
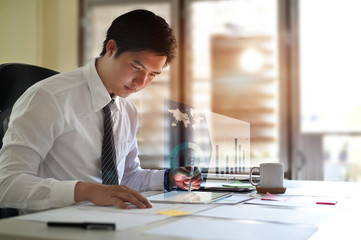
[157,210,192,216]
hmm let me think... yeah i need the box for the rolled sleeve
[149,170,165,191]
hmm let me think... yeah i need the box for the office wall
[0,0,78,72]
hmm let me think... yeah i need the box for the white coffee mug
[249,163,284,188]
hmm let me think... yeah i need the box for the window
[184,0,280,171]
[298,0,361,181]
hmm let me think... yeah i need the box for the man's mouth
[125,86,136,93]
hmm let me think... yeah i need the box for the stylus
[188,166,194,192]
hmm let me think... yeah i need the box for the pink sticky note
[261,192,290,201]
[316,198,338,205]
[316,201,338,205]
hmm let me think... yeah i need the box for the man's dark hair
[100,9,177,66]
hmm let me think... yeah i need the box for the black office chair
[0,63,59,219]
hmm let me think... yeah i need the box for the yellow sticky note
[157,210,192,216]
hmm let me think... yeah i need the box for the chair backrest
[0,63,59,149]
[0,63,59,112]
[0,63,58,218]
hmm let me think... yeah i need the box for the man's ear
[105,39,117,56]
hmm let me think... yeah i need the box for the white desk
[0,180,361,240]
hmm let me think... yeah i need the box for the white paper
[245,195,343,208]
[284,180,361,198]
[194,204,334,225]
[147,191,232,204]
[17,205,168,230]
[213,195,252,204]
[76,202,213,215]
[145,217,317,240]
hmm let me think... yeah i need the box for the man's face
[98,43,167,98]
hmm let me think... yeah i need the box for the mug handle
[249,167,260,186]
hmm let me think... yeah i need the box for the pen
[47,222,116,230]
[188,165,194,193]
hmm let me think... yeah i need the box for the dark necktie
[101,99,118,185]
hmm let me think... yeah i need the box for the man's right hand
[74,182,152,209]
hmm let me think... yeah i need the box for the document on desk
[213,194,253,204]
[246,195,341,208]
[194,204,335,226]
[75,202,213,216]
[145,217,317,240]
[17,205,169,230]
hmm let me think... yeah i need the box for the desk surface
[1,180,361,240]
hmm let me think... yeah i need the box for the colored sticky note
[157,210,192,216]
[261,192,290,201]
[316,199,338,205]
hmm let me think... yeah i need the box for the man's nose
[133,72,147,86]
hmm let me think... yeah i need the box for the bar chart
[214,138,249,174]
[206,110,250,175]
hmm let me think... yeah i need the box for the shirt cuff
[149,170,165,191]
[50,180,79,207]
[163,169,178,192]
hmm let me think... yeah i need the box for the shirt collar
[84,58,121,112]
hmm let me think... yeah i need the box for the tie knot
[102,99,114,113]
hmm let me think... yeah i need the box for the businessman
[0,9,202,212]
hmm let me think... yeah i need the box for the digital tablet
[199,181,255,192]
[147,191,232,204]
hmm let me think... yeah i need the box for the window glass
[300,0,361,181]
[186,0,279,169]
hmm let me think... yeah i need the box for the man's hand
[74,182,152,209]
[168,167,203,190]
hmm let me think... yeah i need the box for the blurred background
[1,0,361,182]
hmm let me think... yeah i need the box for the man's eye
[131,64,140,70]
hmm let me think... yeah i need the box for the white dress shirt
[0,59,164,211]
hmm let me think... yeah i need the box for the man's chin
[117,93,131,98]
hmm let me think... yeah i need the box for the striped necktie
[101,99,118,185]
